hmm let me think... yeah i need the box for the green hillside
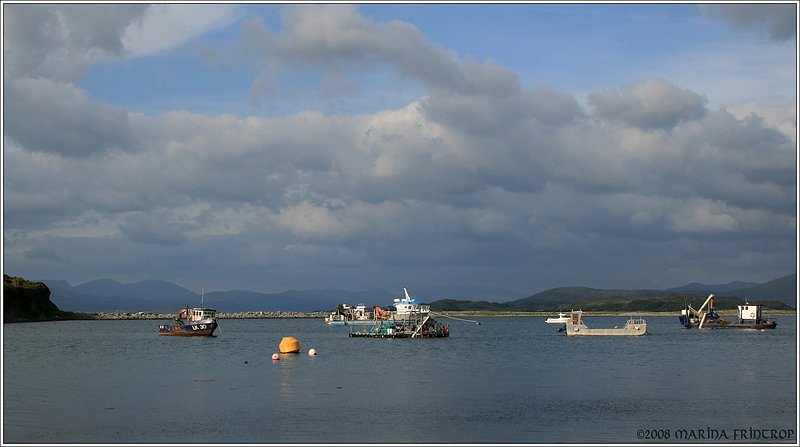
[507,287,666,310]
[429,287,795,313]
[562,294,792,312]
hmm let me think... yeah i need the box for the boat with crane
[679,294,777,330]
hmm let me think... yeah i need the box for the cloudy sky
[2,3,797,299]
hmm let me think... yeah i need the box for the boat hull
[349,331,449,338]
[348,317,449,338]
[699,321,777,330]
[545,318,570,324]
[565,322,647,336]
[158,321,218,336]
[678,317,777,330]
[326,320,377,326]
[546,311,582,324]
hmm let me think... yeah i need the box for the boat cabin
[187,307,216,322]
[737,303,762,323]
[352,304,369,319]
[393,288,430,317]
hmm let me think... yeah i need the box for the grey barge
[565,310,647,336]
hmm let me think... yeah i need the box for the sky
[2,2,797,300]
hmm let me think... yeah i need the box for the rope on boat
[430,311,481,325]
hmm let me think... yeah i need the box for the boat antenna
[201,288,204,306]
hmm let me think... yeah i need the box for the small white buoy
[308,348,317,356]
[272,353,280,361]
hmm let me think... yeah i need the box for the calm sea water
[3,315,797,444]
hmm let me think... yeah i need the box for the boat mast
[201,288,204,306]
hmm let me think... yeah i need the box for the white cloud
[122,4,241,57]
[670,202,739,233]
[267,201,354,240]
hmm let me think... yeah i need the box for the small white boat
[545,310,581,324]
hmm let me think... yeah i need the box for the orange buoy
[279,336,301,353]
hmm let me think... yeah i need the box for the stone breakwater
[94,311,328,320]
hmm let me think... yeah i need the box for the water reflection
[275,352,301,399]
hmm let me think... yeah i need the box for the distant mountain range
[667,275,795,304]
[430,274,796,312]
[667,281,759,294]
[41,274,795,313]
[43,279,398,313]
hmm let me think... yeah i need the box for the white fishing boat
[392,288,430,319]
[325,287,451,334]
[324,303,375,326]
[545,310,581,324]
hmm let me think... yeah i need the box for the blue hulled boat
[158,306,218,336]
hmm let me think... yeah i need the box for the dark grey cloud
[23,246,64,261]
[699,111,795,191]
[2,4,147,82]
[5,77,136,157]
[588,79,708,130]
[118,213,188,246]
[705,4,797,41]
